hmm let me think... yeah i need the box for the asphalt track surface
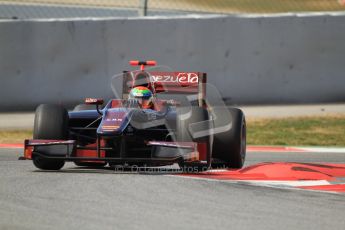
[0,148,344,230]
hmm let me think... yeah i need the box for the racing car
[23,60,246,171]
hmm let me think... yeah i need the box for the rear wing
[122,71,207,106]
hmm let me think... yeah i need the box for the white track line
[297,147,345,153]
[168,175,342,194]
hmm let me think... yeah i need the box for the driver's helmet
[129,86,153,109]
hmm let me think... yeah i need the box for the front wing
[23,139,207,165]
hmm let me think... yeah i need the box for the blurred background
[1,0,345,19]
[0,1,344,146]
[0,1,344,110]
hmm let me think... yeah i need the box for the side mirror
[85,98,104,105]
[85,98,104,115]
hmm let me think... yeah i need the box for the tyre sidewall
[33,104,68,170]
[212,108,246,168]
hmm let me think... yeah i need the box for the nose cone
[97,108,130,135]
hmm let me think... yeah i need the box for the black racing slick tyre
[32,104,68,170]
[175,107,211,142]
[175,107,212,172]
[212,108,246,169]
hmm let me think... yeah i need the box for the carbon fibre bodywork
[23,65,211,168]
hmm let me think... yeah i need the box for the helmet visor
[135,96,152,108]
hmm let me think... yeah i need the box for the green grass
[152,0,345,13]
[2,0,345,13]
[0,130,32,144]
[247,115,345,146]
[1,115,345,146]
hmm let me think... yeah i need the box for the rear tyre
[32,104,68,170]
[211,108,246,169]
[175,107,212,172]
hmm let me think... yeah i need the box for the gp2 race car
[22,60,246,171]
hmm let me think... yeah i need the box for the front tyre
[33,156,65,170]
[32,104,68,170]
